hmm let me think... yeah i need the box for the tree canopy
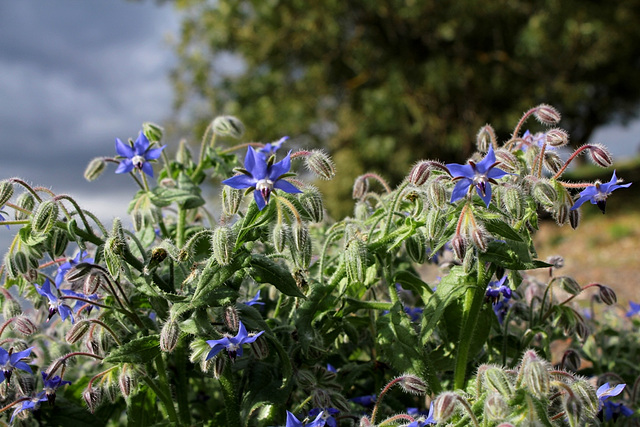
[171,0,640,217]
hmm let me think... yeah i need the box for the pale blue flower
[570,170,631,213]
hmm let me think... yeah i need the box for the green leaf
[483,219,525,242]
[482,239,550,270]
[394,270,435,304]
[248,254,305,298]
[127,386,161,426]
[103,335,161,364]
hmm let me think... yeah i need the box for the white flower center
[132,155,146,168]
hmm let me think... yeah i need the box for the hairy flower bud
[83,386,103,413]
[543,151,564,174]
[13,316,37,336]
[118,365,134,397]
[0,180,14,207]
[66,320,91,344]
[522,359,550,398]
[484,393,509,421]
[14,192,35,220]
[502,186,524,218]
[544,128,569,147]
[587,143,613,168]
[354,201,370,221]
[563,393,582,426]
[352,175,369,200]
[451,234,467,261]
[406,228,428,264]
[270,222,290,253]
[433,392,460,422]
[398,374,428,395]
[12,251,30,275]
[345,238,368,284]
[597,284,617,305]
[561,350,581,372]
[213,355,225,379]
[291,226,312,269]
[3,298,22,319]
[305,150,336,180]
[249,334,269,359]
[46,228,69,259]
[424,210,444,241]
[212,115,245,139]
[16,374,35,397]
[408,161,431,186]
[569,208,580,229]
[495,149,520,174]
[534,104,561,125]
[211,226,235,266]
[84,157,107,182]
[476,124,497,152]
[471,226,489,252]
[556,276,582,296]
[142,121,163,142]
[32,200,59,234]
[484,367,515,397]
[221,186,243,217]
[571,380,598,416]
[224,305,239,332]
[425,179,448,209]
[532,180,557,208]
[160,318,181,353]
[554,203,570,225]
[299,185,324,223]
[3,252,19,280]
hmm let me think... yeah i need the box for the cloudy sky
[1,0,640,250]
[0,0,180,246]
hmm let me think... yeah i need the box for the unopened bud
[3,252,19,280]
[433,392,460,422]
[65,262,93,283]
[587,144,613,168]
[176,139,193,166]
[66,320,91,344]
[160,318,181,353]
[3,298,22,319]
[224,306,239,332]
[250,334,269,359]
[495,149,520,174]
[561,350,581,372]
[484,393,509,421]
[425,179,447,209]
[46,228,69,259]
[556,276,582,296]
[299,185,324,223]
[354,201,370,221]
[523,359,550,398]
[408,161,431,186]
[212,355,226,379]
[0,180,14,206]
[118,366,134,397]
[12,251,30,275]
[212,115,245,139]
[554,203,570,225]
[84,157,107,182]
[142,121,163,142]
[291,227,312,269]
[575,318,590,342]
[406,228,428,264]
[148,247,168,270]
[597,285,617,305]
[83,386,103,413]
[345,238,368,283]
[569,208,580,229]
[352,175,369,200]
[305,150,336,180]
[15,374,35,397]
[296,369,316,388]
[451,235,466,261]
[502,186,524,218]
[484,367,515,397]
[532,180,557,208]
[571,380,598,416]
[13,316,37,336]
[471,227,488,252]
[271,223,290,253]
[546,255,564,269]
[398,374,428,395]
[221,186,243,217]
[476,125,497,152]
[564,393,582,426]
[543,151,564,174]
[424,209,444,240]
[14,192,36,220]
[211,226,235,266]
[534,104,561,125]
[545,128,569,147]
[32,200,59,234]
[291,222,309,254]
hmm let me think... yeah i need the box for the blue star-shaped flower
[55,251,94,287]
[10,392,48,423]
[406,402,436,426]
[446,145,508,207]
[485,275,512,303]
[349,394,376,407]
[258,136,288,159]
[308,408,339,427]
[115,131,165,177]
[41,371,72,405]
[285,410,325,427]
[626,301,640,317]
[60,289,101,314]
[0,346,33,384]
[570,170,632,214]
[597,383,632,421]
[35,279,74,323]
[243,290,265,307]
[205,321,264,361]
[222,146,302,210]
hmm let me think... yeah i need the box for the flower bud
[16,374,35,397]
[484,367,515,397]
[522,359,550,398]
[597,284,617,305]
[345,238,368,283]
[83,386,103,413]
[546,255,564,269]
[502,186,524,218]
[13,316,37,336]
[46,228,69,259]
[554,203,570,225]
[544,128,569,147]
[3,298,22,320]
[543,151,564,174]
[298,185,324,223]
[569,208,580,229]
[471,226,488,252]
[556,276,582,296]
[291,228,312,270]
[271,222,290,253]
[425,179,447,209]
[3,252,19,280]
[451,234,467,261]
[118,365,134,397]
[160,318,181,353]
[221,186,243,217]
[0,180,14,207]
[406,228,428,264]
[66,320,91,344]
[142,121,163,142]
[534,104,561,125]
[296,369,316,388]
[571,380,598,416]
[561,350,581,372]
[305,150,336,180]
[212,115,245,139]
[250,334,270,359]
[14,192,35,220]
[587,143,613,168]
[495,149,520,174]
[352,175,369,200]
[84,157,107,182]
[291,221,310,254]
[563,393,582,426]
[103,237,123,280]
[476,125,497,152]
[189,338,211,365]
[424,210,444,240]
[224,305,239,332]
[408,161,431,186]
[398,374,428,395]
[12,251,31,275]
[532,180,557,208]
[32,200,59,234]
[484,393,509,421]
[213,355,226,379]
[433,392,460,422]
[211,226,235,266]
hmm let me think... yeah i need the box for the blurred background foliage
[169,0,640,218]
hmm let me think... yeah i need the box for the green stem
[219,364,242,427]
[176,205,187,248]
[174,341,191,426]
[141,373,179,425]
[453,260,491,390]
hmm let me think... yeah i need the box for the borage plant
[0,105,635,426]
